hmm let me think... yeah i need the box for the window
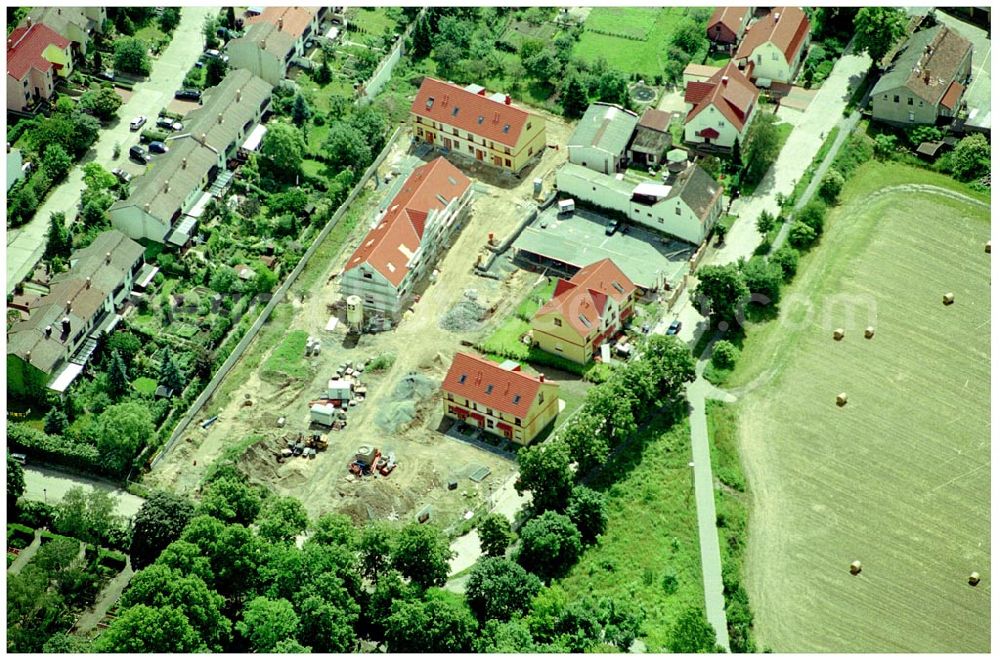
[647,212,652,217]
[466,132,473,139]
[453,128,459,135]
[505,158,511,167]
[464,399,469,407]
[458,374,467,384]
[451,107,459,117]
[486,384,494,395]
[513,394,522,405]
[554,318,562,327]
[468,146,473,153]
[515,418,522,426]
[555,343,563,352]
[425,97,435,109]
[675,206,681,215]
[487,419,494,428]
[486,408,492,416]
[908,112,915,122]
[489,141,494,149]
[477,115,485,124]
[447,393,454,401]
[771,52,778,61]
[718,121,724,128]
[893,95,900,103]
[505,147,511,155]
[756,54,761,64]
[364,295,374,304]
[539,391,544,403]
[907,97,913,106]
[415,116,423,124]
[528,146,533,156]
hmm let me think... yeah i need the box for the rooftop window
[477,115,485,124]
[451,106,460,116]
[502,123,510,133]
[485,384,494,394]
[426,97,435,110]
[458,374,467,384]
[513,394,521,404]
[579,314,592,328]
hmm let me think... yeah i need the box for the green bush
[711,340,739,370]
[15,501,56,529]
[788,221,817,249]
[139,128,169,144]
[7,423,103,476]
[770,246,799,281]
[367,352,396,372]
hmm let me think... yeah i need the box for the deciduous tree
[113,37,151,76]
[92,401,154,475]
[466,557,542,622]
[390,523,452,589]
[95,604,205,653]
[516,511,582,581]
[236,597,300,652]
[566,486,608,544]
[385,590,476,652]
[477,513,513,557]
[7,451,25,512]
[259,122,305,182]
[692,263,749,327]
[515,440,574,512]
[668,606,721,653]
[130,490,196,569]
[711,340,740,370]
[256,496,308,545]
[854,7,907,66]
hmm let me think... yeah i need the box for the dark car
[175,89,201,102]
[129,145,150,163]
[605,219,619,236]
[156,117,183,131]
[148,141,169,154]
[666,320,682,336]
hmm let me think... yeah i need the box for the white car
[129,116,147,131]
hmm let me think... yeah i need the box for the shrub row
[7,423,105,477]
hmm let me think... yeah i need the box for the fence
[357,9,422,102]
[150,126,403,469]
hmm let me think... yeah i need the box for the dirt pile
[375,372,438,434]
[439,289,488,331]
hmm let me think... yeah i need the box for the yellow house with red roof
[410,77,547,173]
[441,352,559,445]
[530,259,638,365]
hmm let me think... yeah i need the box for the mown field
[733,163,990,651]
[573,7,688,80]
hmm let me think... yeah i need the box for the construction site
[145,113,582,528]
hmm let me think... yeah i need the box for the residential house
[110,69,273,244]
[226,20,297,85]
[441,352,560,445]
[628,108,674,167]
[871,24,973,126]
[340,157,473,320]
[683,61,758,151]
[410,77,547,173]
[683,63,722,86]
[567,102,639,175]
[531,258,637,365]
[7,230,144,397]
[734,7,811,84]
[23,7,106,58]
[707,6,752,50]
[6,22,73,112]
[245,6,320,58]
[555,161,723,245]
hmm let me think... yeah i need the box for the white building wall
[684,104,742,148]
[749,41,793,84]
[340,264,402,317]
[567,145,616,175]
[227,40,285,86]
[109,206,171,243]
[627,197,709,245]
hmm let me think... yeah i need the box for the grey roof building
[227,21,297,86]
[629,109,674,167]
[567,102,640,175]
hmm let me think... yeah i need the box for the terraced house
[410,77,547,173]
[244,5,322,58]
[7,230,144,397]
[226,20,297,85]
[6,21,73,112]
[340,157,473,320]
[531,258,637,365]
[441,352,560,445]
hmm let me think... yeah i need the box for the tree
[566,486,608,544]
[853,7,907,66]
[42,633,92,653]
[95,604,205,653]
[42,406,69,436]
[391,523,453,589]
[713,215,731,243]
[385,590,477,652]
[362,570,413,641]
[44,212,71,260]
[584,379,638,447]
[156,540,214,584]
[291,94,311,127]
[797,199,827,235]
[41,143,72,181]
[742,113,782,187]
[209,265,237,294]
[475,618,539,652]
[515,440,574,513]
[237,597,300,652]
[524,46,559,82]
[203,15,220,49]
[671,17,703,55]
[7,452,25,513]
[668,606,721,653]
[130,490,196,569]
[517,511,582,581]
[559,411,610,475]
[788,220,817,249]
[78,86,123,121]
[323,122,372,175]
[950,133,990,181]
[711,340,740,370]
[296,595,357,653]
[159,346,185,394]
[596,69,629,107]
[256,496,309,544]
[53,487,122,546]
[310,512,357,548]
[225,6,237,29]
[158,7,180,32]
[478,513,513,557]
[92,401,154,476]
[349,105,388,153]
[358,521,395,581]
[197,477,262,525]
[7,565,73,652]
[561,72,589,119]
[113,37,151,76]
[818,168,845,203]
[755,209,777,236]
[771,245,799,281]
[692,264,750,327]
[273,638,311,653]
[466,557,542,622]
[107,349,129,398]
[410,12,433,58]
[250,261,278,296]
[872,132,897,160]
[259,122,305,182]
[740,255,784,306]
[205,56,228,87]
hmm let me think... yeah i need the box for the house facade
[871,24,973,126]
[683,61,758,150]
[441,352,560,445]
[227,21,296,86]
[340,157,473,320]
[531,258,637,365]
[567,102,639,175]
[734,7,811,84]
[6,22,73,112]
[7,230,144,397]
[245,6,320,57]
[23,7,106,57]
[410,77,547,173]
[707,6,751,49]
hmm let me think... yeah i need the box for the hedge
[7,422,105,477]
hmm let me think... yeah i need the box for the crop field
[573,7,687,80]
[733,163,990,652]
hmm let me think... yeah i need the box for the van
[129,145,150,163]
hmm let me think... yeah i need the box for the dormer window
[426,97,435,109]
[458,374,467,384]
[477,115,485,124]
[502,124,510,133]
[485,384,494,395]
[451,106,460,116]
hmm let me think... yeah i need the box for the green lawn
[574,7,688,80]
[345,7,399,37]
[131,377,158,396]
[515,277,558,320]
[260,329,311,382]
[134,23,166,47]
[557,417,703,652]
[481,316,532,359]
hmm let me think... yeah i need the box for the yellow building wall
[42,43,72,78]
[442,382,560,445]
[531,310,592,364]
[411,109,547,173]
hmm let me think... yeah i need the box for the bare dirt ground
[146,116,574,527]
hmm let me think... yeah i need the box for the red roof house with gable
[6,22,73,111]
[531,258,638,364]
[245,6,319,57]
[683,61,759,151]
[410,77,547,173]
[734,7,812,84]
[707,7,752,48]
[441,352,560,445]
[340,157,472,320]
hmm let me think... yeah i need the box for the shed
[311,403,337,426]
[155,385,175,399]
[327,379,353,401]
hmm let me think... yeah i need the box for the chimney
[105,251,112,264]
[278,17,284,30]
[26,350,31,362]
[200,132,208,143]
[61,317,71,335]
[144,202,151,213]
[774,12,780,23]
[259,39,266,48]
[164,181,170,193]
[85,277,91,289]
[478,88,486,96]
[26,17,32,27]
[182,157,187,169]
[7,38,12,50]
[44,325,52,338]
[66,300,72,313]
[722,76,729,86]
[217,113,224,124]
[505,95,511,105]
[538,373,545,382]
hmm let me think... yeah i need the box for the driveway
[23,465,146,520]
[936,12,991,132]
[6,6,220,294]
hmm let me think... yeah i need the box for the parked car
[10,453,26,465]
[111,168,132,183]
[129,145,150,163]
[175,89,201,101]
[605,219,619,236]
[97,69,115,81]
[203,49,229,63]
[148,141,169,154]
[129,115,147,131]
[156,117,183,131]
[666,320,682,336]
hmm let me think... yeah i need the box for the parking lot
[511,205,694,290]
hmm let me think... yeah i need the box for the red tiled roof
[7,23,69,80]
[345,157,470,287]
[411,77,539,148]
[940,80,964,110]
[535,258,637,337]
[442,352,553,418]
[638,108,672,132]
[245,6,316,38]
[708,7,750,35]
[735,7,810,65]
[685,61,757,132]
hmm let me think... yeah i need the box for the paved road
[447,471,528,578]
[23,465,146,520]
[6,6,220,294]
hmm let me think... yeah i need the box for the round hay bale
[836,392,848,407]
[850,560,862,575]
[969,572,981,586]
[943,292,955,305]
[833,328,845,341]
[864,326,875,339]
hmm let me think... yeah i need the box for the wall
[110,205,171,243]
[684,103,742,148]
[227,40,284,86]
[568,145,616,175]
[748,41,793,84]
